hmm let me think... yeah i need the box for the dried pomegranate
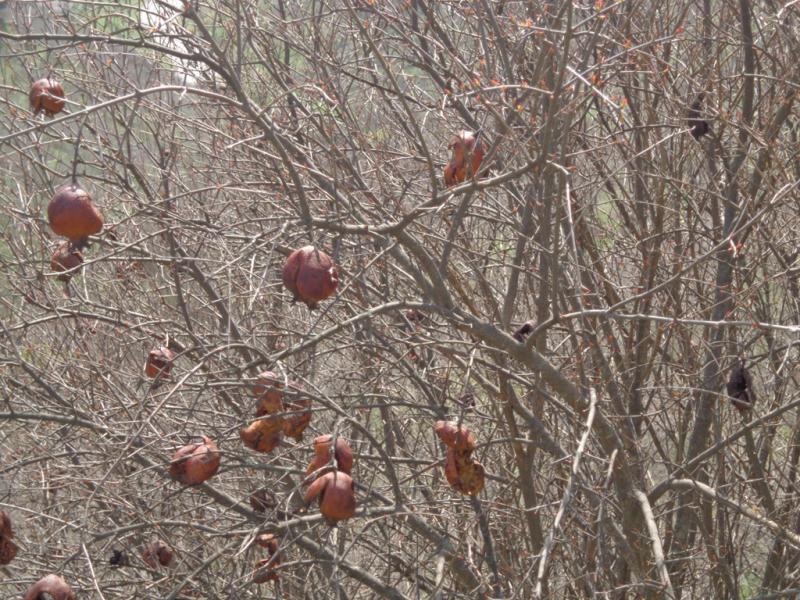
[253,371,287,415]
[240,416,283,453]
[253,533,281,583]
[444,448,485,496]
[50,242,83,282]
[142,540,173,568]
[144,347,176,379]
[47,183,103,246]
[443,130,486,186]
[306,434,354,476]
[282,245,339,309]
[23,574,75,600]
[29,78,65,116]
[168,435,220,485]
[303,471,356,523]
[282,396,312,440]
[0,510,16,566]
[434,421,476,452]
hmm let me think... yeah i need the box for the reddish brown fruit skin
[23,574,75,600]
[29,78,65,116]
[142,540,173,568]
[304,471,356,522]
[240,417,283,453]
[282,396,312,440]
[253,556,280,583]
[443,131,485,187]
[434,421,476,452]
[168,435,220,485]
[0,510,17,566]
[50,243,83,282]
[282,246,339,309]
[253,371,286,415]
[145,347,176,378]
[306,435,354,476]
[444,448,485,496]
[48,184,104,244]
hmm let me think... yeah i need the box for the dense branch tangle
[2,0,800,598]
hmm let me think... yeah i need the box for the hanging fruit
[305,434,354,476]
[434,420,476,452]
[726,361,755,412]
[240,416,283,453]
[50,243,83,282]
[303,471,356,523]
[282,396,312,440]
[444,448,485,496]
[434,421,485,495]
[253,533,281,583]
[282,245,339,309]
[47,183,104,247]
[0,511,17,566]
[443,130,485,187]
[168,435,220,485]
[29,78,66,117]
[142,540,173,568]
[144,347,176,379]
[23,574,75,600]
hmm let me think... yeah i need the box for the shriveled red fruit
[47,183,104,246]
[50,242,83,282]
[444,448,485,496]
[0,510,17,566]
[256,533,279,551]
[240,417,283,453]
[443,130,486,187]
[142,540,173,568]
[282,245,339,309]
[253,556,280,583]
[303,471,356,523]
[23,574,75,600]
[29,78,65,116]
[145,347,176,378]
[253,371,286,415]
[282,396,312,440]
[306,434,354,476]
[434,420,476,452]
[168,435,220,485]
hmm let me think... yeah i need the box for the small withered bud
[687,93,710,140]
[726,361,755,413]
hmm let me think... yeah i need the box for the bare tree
[2,0,800,598]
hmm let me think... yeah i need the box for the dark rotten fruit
[443,130,486,187]
[50,242,83,282]
[240,416,283,453]
[23,574,75,600]
[168,435,220,485]
[434,420,476,452]
[444,448,485,496]
[0,510,17,566]
[727,362,755,413]
[303,471,356,523]
[687,93,710,140]
[145,347,176,379]
[305,434,354,476]
[29,78,66,117]
[282,246,339,309]
[47,184,104,246]
[142,540,173,568]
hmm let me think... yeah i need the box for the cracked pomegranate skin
[306,435,354,476]
[304,471,356,522]
[47,184,104,243]
[282,246,339,308]
[168,436,220,485]
[50,243,84,282]
[29,78,66,116]
[145,347,176,378]
[434,420,477,452]
[240,417,283,453]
